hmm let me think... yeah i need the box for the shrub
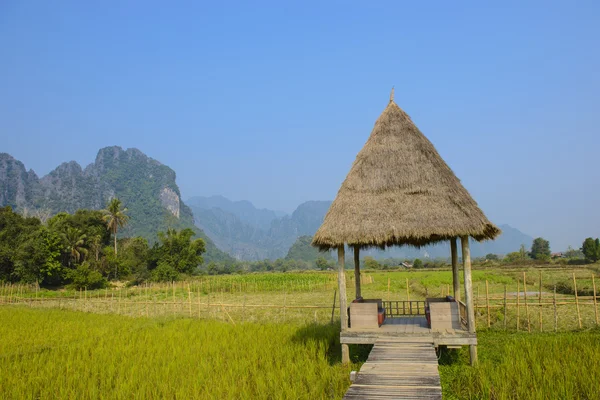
[151,262,179,282]
[67,263,107,290]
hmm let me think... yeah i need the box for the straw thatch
[312,96,500,250]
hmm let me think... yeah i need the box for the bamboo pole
[523,272,530,333]
[539,271,543,332]
[573,273,582,329]
[172,281,176,315]
[406,278,410,302]
[188,283,192,318]
[592,275,598,326]
[331,289,337,324]
[503,285,507,330]
[283,290,287,322]
[516,279,520,331]
[387,277,390,300]
[486,280,490,328]
[553,285,557,332]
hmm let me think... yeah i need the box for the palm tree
[102,198,129,256]
[90,235,102,261]
[61,227,88,267]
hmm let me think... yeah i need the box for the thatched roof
[312,94,500,250]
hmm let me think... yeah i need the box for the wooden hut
[312,90,500,366]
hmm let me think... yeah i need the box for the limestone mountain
[0,148,231,263]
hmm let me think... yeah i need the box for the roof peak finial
[390,86,395,103]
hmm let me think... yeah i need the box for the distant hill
[0,148,232,263]
[188,198,331,260]
[188,195,533,261]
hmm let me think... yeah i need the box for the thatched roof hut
[312,92,500,250]
[315,90,499,366]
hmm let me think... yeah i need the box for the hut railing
[382,300,426,317]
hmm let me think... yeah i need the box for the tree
[315,257,329,271]
[485,253,499,261]
[102,198,129,257]
[61,227,87,267]
[152,228,205,274]
[413,258,423,268]
[581,238,600,263]
[530,237,551,261]
[363,256,381,270]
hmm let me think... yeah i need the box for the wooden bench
[426,298,461,331]
[349,298,385,328]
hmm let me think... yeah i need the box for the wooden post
[485,280,490,328]
[338,247,348,332]
[353,245,361,299]
[592,274,598,326]
[573,273,582,329]
[406,278,410,302]
[516,279,520,331]
[451,238,460,301]
[523,272,530,333]
[338,246,349,364]
[503,285,507,330]
[461,236,477,366]
[539,271,543,332]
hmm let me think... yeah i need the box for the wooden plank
[343,339,442,400]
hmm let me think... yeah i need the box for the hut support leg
[338,246,349,364]
[354,245,361,299]
[342,344,350,364]
[461,236,478,366]
[338,246,348,331]
[451,238,460,301]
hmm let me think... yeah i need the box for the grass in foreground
[0,307,350,399]
[439,330,600,400]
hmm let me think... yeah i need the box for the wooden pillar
[354,245,361,299]
[461,236,478,366]
[451,238,460,302]
[338,246,349,364]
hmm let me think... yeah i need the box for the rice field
[0,307,351,399]
[2,306,599,399]
[439,330,600,399]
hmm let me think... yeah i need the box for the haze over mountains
[188,196,534,261]
[1,147,534,263]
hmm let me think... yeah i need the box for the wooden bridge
[343,337,442,400]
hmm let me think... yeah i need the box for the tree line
[0,199,205,288]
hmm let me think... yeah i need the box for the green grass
[439,330,600,399]
[0,307,351,399]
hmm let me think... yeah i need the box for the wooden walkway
[343,337,442,400]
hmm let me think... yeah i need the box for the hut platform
[341,317,477,347]
[343,338,442,399]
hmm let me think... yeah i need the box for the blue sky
[1,1,598,251]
